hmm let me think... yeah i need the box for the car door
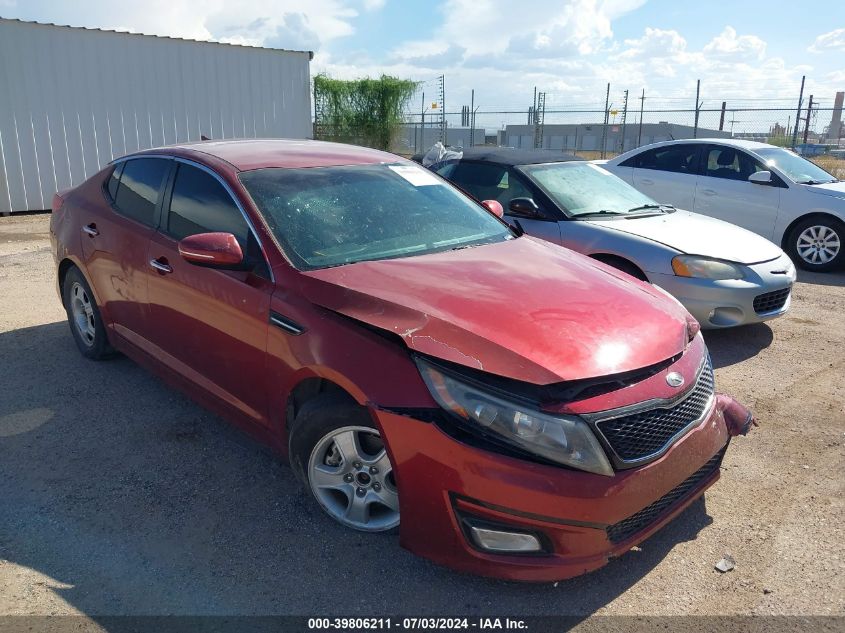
[146,160,273,427]
[82,157,170,344]
[439,160,562,243]
[693,144,782,239]
[627,144,702,210]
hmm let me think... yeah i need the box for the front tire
[62,266,114,359]
[290,394,400,532]
[786,217,844,272]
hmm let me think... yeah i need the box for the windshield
[521,162,660,216]
[239,163,512,270]
[754,147,837,184]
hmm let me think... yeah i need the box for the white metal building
[0,18,313,214]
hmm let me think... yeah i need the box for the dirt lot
[0,214,843,620]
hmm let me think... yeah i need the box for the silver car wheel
[796,225,841,265]
[307,425,400,532]
[70,282,96,346]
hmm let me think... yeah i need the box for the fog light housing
[469,526,542,553]
[460,516,548,554]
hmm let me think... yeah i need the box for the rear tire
[786,216,844,272]
[62,266,115,360]
[289,393,400,532]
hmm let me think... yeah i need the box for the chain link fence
[388,105,842,178]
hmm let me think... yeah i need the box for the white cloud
[619,27,687,59]
[362,0,386,10]
[702,26,766,60]
[809,28,845,52]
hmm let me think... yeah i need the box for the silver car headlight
[672,255,747,280]
[415,358,614,476]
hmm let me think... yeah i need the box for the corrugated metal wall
[0,19,312,213]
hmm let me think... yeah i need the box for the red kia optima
[50,139,754,581]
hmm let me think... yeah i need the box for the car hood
[298,237,689,385]
[583,209,783,264]
[806,180,845,200]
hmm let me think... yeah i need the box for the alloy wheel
[796,225,841,265]
[70,282,96,346]
[307,425,399,531]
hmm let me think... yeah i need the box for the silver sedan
[431,148,796,329]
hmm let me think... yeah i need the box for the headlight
[415,358,614,476]
[671,255,746,280]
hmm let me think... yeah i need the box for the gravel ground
[0,214,843,620]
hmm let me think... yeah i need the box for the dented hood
[299,237,689,385]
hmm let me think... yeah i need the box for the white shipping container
[0,18,313,213]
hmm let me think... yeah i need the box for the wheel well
[589,254,648,281]
[780,212,845,250]
[286,378,356,433]
[57,259,76,296]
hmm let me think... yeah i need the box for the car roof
[632,138,775,151]
[129,138,401,171]
[454,147,583,166]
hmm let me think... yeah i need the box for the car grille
[606,448,725,544]
[594,360,715,465]
[753,287,791,314]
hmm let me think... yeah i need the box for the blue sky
[2,0,844,126]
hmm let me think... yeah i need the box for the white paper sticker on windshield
[389,164,442,186]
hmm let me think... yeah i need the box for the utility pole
[420,91,425,151]
[693,79,701,138]
[600,82,610,158]
[469,89,475,146]
[803,94,814,144]
[791,75,805,149]
[637,89,645,148]
[439,75,446,144]
[719,101,727,131]
[620,90,629,152]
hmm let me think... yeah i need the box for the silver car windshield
[521,162,660,217]
[239,163,513,270]
[754,148,837,184]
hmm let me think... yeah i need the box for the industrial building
[501,122,730,154]
[0,18,313,214]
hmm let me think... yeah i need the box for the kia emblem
[666,372,685,388]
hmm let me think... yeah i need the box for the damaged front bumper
[373,391,754,582]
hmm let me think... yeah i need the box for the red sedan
[50,139,754,581]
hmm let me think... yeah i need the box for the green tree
[314,74,419,151]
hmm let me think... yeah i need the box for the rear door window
[448,162,509,202]
[164,164,250,246]
[628,145,701,175]
[112,158,170,227]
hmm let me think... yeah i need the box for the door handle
[82,223,99,237]
[149,258,173,274]
[701,189,717,196]
[639,178,654,185]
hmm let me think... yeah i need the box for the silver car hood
[583,210,783,264]
[806,181,845,200]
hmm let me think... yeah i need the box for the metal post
[637,89,645,148]
[470,89,475,146]
[601,83,610,159]
[719,101,726,131]
[791,75,805,149]
[620,90,629,153]
[803,94,814,144]
[693,79,701,138]
[420,91,425,149]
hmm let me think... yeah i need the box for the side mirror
[508,197,542,219]
[178,232,244,268]
[748,170,773,185]
[481,199,504,219]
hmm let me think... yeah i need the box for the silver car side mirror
[748,170,773,184]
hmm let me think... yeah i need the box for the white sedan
[602,139,845,272]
